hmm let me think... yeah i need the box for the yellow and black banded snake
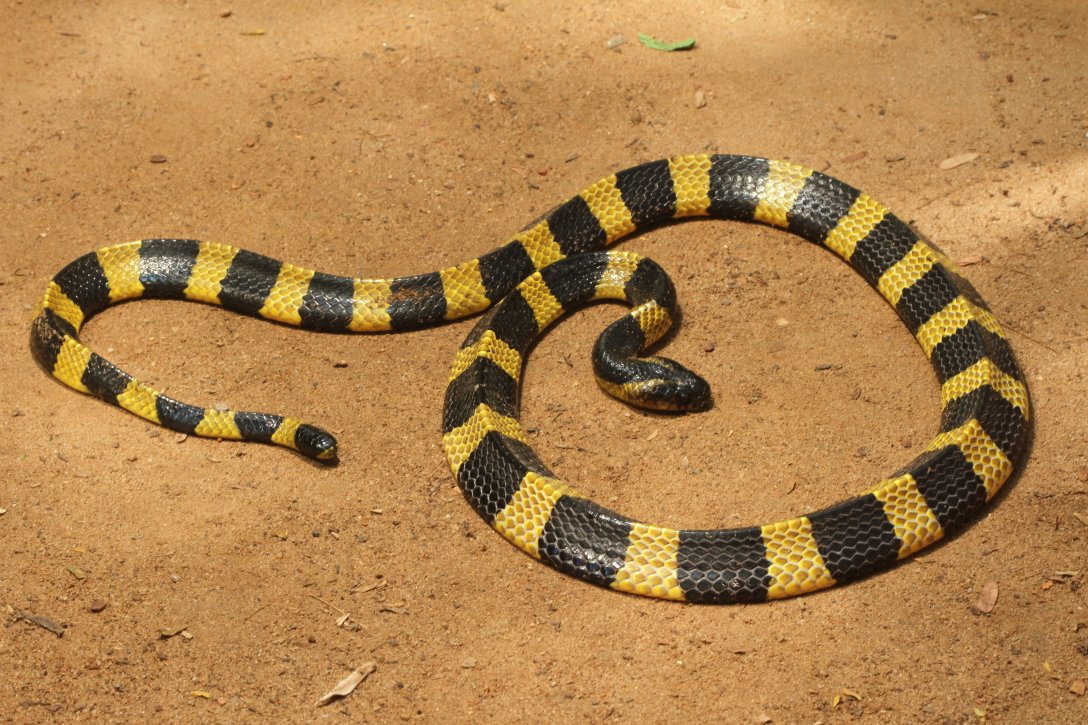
[31,154,1030,603]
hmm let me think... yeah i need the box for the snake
[31,154,1030,603]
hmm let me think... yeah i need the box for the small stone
[461,657,477,668]
[312,530,321,537]
[694,90,706,108]
[1071,679,1086,696]
[703,341,716,353]
[971,581,999,615]
[89,599,108,613]
[606,36,627,50]
[219,9,232,18]
[149,154,167,164]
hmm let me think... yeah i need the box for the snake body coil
[32,154,1030,602]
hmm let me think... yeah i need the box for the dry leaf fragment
[315,663,376,706]
[832,689,862,708]
[19,611,64,637]
[159,625,189,639]
[240,29,266,36]
[67,565,85,580]
[379,604,409,615]
[191,691,212,699]
[840,150,868,164]
[956,255,985,267]
[972,581,999,614]
[939,152,979,170]
[335,613,361,631]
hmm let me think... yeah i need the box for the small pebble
[606,35,627,50]
[219,9,232,18]
[312,530,321,537]
[461,657,477,669]
[149,154,167,164]
[704,341,716,353]
[89,599,108,613]
[694,90,706,108]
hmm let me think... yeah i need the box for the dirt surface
[2,1,1086,722]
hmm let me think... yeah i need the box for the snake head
[295,424,339,462]
[597,356,712,412]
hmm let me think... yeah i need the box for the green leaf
[638,33,696,52]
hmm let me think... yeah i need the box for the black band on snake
[30,154,1030,603]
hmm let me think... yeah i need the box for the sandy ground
[1,1,1086,722]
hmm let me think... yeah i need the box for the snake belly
[31,154,1031,602]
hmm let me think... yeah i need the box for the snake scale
[31,154,1030,603]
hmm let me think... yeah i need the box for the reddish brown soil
[2,2,1086,722]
